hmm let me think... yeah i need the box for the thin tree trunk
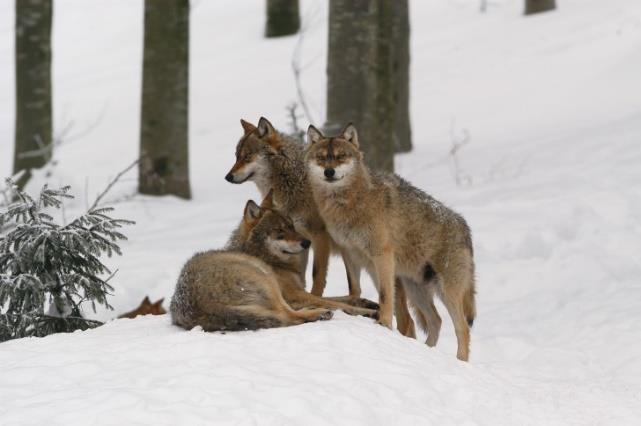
[525,0,556,15]
[326,0,397,172]
[265,0,300,38]
[393,0,412,153]
[14,0,53,187]
[139,0,191,199]
[370,0,396,171]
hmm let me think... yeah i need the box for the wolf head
[304,123,363,187]
[241,190,311,261]
[118,296,166,319]
[225,117,282,186]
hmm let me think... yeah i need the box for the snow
[1,0,641,424]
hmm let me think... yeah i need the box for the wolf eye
[336,154,346,160]
[276,231,285,240]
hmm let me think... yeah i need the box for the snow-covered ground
[1,0,641,424]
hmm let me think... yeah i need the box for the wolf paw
[376,316,393,329]
[368,309,380,321]
[353,298,380,310]
[318,310,333,321]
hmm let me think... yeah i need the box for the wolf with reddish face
[118,296,166,319]
[304,124,476,361]
[225,117,334,297]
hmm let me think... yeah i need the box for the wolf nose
[324,168,335,178]
[224,173,234,182]
[301,239,311,249]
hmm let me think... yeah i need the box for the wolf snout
[301,239,311,249]
[324,168,335,178]
[224,172,234,182]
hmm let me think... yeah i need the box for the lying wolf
[170,192,378,332]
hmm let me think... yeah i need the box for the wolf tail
[463,287,476,328]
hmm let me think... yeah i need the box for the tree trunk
[393,0,412,153]
[525,0,556,15]
[139,0,191,199]
[265,0,300,38]
[326,0,399,172]
[370,0,396,171]
[14,0,53,187]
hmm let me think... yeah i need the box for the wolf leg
[310,231,331,296]
[441,291,470,361]
[340,247,362,297]
[395,278,416,338]
[286,290,378,318]
[403,278,443,347]
[372,251,395,329]
[322,295,378,310]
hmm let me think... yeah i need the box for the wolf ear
[260,189,274,210]
[307,125,324,145]
[340,123,359,147]
[153,298,164,307]
[257,117,275,138]
[240,119,256,135]
[244,200,262,222]
[142,296,151,305]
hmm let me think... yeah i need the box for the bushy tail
[463,287,476,328]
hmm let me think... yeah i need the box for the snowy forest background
[1,0,641,424]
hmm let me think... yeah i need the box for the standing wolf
[224,117,341,297]
[224,117,416,337]
[304,124,476,361]
[170,193,377,332]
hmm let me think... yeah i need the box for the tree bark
[326,0,405,172]
[139,0,191,199]
[393,0,412,153]
[14,0,53,187]
[525,0,556,15]
[265,0,300,38]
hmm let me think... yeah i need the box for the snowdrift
[1,313,638,425]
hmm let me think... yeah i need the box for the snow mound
[1,314,639,425]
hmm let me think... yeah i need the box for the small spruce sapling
[0,179,134,341]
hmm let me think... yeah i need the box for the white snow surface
[1,0,641,424]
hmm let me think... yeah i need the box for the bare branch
[448,119,472,186]
[290,3,322,126]
[89,158,140,211]
[0,170,27,209]
[16,105,107,161]
[286,102,305,143]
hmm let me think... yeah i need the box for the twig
[89,158,140,211]
[448,119,472,186]
[84,176,90,211]
[290,3,322,126]
[0,171,27,208]
[286,103,305,143]
[17,105,107,160]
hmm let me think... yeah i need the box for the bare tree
[14,0,53,188]
[326,0,402,172]
[139,0,191,199]
[525,0,556,15]
[265,0,300,38]
[393,0,412,153]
